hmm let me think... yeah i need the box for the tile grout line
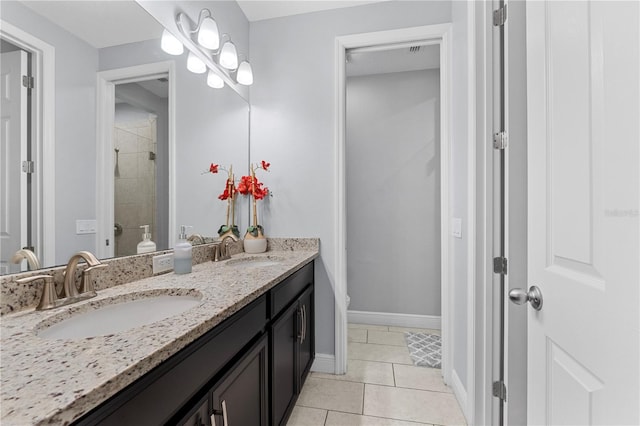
[362,383,367,415]
[392,362,397,387]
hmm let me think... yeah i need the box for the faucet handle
[16,275,58,310]
[80,263,107,295]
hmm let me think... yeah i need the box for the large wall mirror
[0,0,250,275]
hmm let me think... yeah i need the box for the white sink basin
[226,256,284,268]
[36,292,202,340]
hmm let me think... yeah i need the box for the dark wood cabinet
[270,269,315,426]
[211,335,268,426]
[74,261,314,426]
[179,397,210,426]
[271,301,299,425]
[298,286,314,385]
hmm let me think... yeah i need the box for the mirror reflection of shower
[113,78,168,256]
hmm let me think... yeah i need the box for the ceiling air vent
[409,46,421,53]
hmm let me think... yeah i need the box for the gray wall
[451,0,472,390]
[249,1,452,357]
[346,69,441,316]
[0,1,98,265]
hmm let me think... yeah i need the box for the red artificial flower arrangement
[238,161,271,238]
[206,163,240,239]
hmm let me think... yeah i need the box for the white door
[0,50,28,274]
[525,1,639,424]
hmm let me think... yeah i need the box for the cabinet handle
[297,307,303,343]
[222,400,229,426]
[211,400,229,426]
[302,305,306,343]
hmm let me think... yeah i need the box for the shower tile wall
[114,118,157,256]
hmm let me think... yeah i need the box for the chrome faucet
[187,233,205,245]
[213,236,235,262]
[62,251,107,299]
[15,251,107,311]
[11,249,41,271]
[16,275,57,310]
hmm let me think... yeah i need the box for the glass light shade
[197,17,219,50]
[236,61,254,86]
[160,29,183,55]
[219,41,238,70]
[207,70,224,89]
[187,52,206,74]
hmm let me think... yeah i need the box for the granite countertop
[0,249,318,425]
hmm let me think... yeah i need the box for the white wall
[0,1,98,265]
[451,0,472,394]
[346,69,441,316]
[249,0,452,357]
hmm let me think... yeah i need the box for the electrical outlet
[153,253,174,274]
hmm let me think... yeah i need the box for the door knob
[509,286,543,311]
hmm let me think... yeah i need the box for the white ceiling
[347,44,440,77]
[17,1,436,77]
[236,0,391,22]
[19,1,162,49]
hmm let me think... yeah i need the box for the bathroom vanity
[77,262,314,426]
[0,243,318,426]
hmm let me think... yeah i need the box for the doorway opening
[344,41,443,361]
[334,23,454,387]
[0,21,55,274]
[96,62,175,260]
[112,79,169,256]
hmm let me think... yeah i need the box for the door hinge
[493,5,507,26]
[493,380,507,401]
[494,257,508,275]
[22,160,35,174]
[493,132,508,150]
[22,75,34,89]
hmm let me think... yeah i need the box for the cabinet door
[298,286,314,388]
[178,397,209,426]
[211,335,268,426]
[271,301,300,426]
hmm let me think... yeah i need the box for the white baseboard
[451,369,470,422]
[311,353,335,374]
[347,310,441,329]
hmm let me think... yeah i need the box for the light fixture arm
[192,9,213,34]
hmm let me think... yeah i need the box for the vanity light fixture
[168,9,254,87]
[187,51,206,74]
[196,12,220,50]
[161,29,183,55]
[219,39,238,70]
[207,70,224,89]
[236,60,253,86]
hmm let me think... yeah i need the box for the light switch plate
[452,217,462,238]
[153,253,174,274]
[76,219,97,235]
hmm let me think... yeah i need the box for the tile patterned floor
[287,323,467,426]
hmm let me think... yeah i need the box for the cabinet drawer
[270,262,314,318]
[76,296,267,426]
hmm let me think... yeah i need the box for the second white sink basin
[36,292,202,340]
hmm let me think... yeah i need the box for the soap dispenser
[174,225,193,274]
[137,225,157,254]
